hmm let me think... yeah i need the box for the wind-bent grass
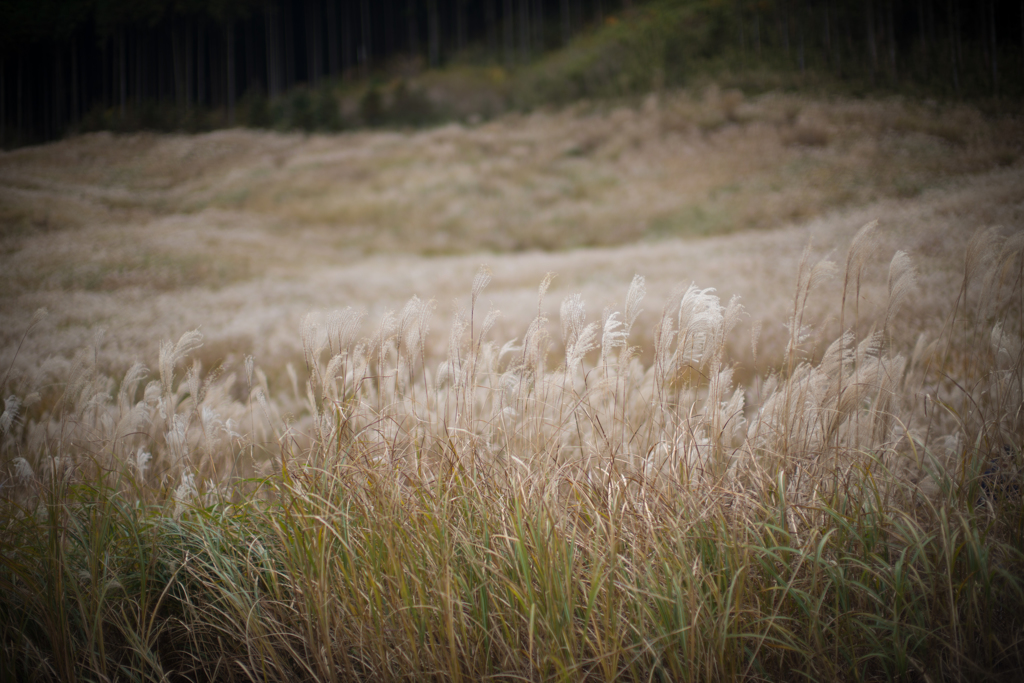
[2,224,1023,681]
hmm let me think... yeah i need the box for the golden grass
[0,92,1022,681]
[1,219,1022,680]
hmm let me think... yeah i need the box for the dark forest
[2,0,1023,146]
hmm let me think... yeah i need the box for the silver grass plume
[186,359,202,406]
[11,457,34,485]
[653,308,677,386]
[436,358,463,388]
[398,296,425,350]
[480,308,501,344]
[166,414,189,466]
[719,295,744,357]
[327,307,365,356]
[997,230,1024,266]
[561,293,598,372]
[884,251,917,331]
[415,299,435,365]
[567,321,599,373]
[471,265,492,314]
[625,274,646,332]
[200,406,225,441]
[751,319,763,367]
[786,252,837,360]
[437,303,469,392]
[300,313,320,375]
[560,293,587,355]
[255,388,274,430]
[855,329,886,371]
[676,285,725,369]
[117,362,148,415]
[499,338,523,362]
[964,226,1004,288]
[537,272,555,314]
[173,470,198,518]
[981,230,1024,317]
[370,309,397,366]
[323,354,346,400]
[522,315,550,381]
[131,447,151,483]
[991,322,1022,369]
[844,220,880,293]
[285,363,300,402]
[113,402,151,450]
[0,396,21,435]
[159,329,203,395]
[42,456,73,486]
[143,380,161,412]
[397,297,433,389]
[600,311,627,364]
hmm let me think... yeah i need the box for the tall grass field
[1,217,1023,681]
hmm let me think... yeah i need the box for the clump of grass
[2,225,1023,681]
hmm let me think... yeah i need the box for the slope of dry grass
[1,92,1023,682]
[0,92,1021,384]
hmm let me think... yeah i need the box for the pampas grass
[1,224,1023,681]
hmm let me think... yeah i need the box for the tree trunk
[916,0,927,78]
[185,23,194,110]
[409,0,421,57]
[17,54,23,136]
[327,0,340,75]
[172,28,183,110]
[429,0,440,66]
[887,0,896,80]
[505,0,515,66]
[361,0,372,72]
[136,32,143,107]
[777,0,790,58]
[284,4,296,88]
[458,0,467,53]
[306,0,318,84]
[119,28,127,119]
[866,0,877,84]
[561,0,570,45]
[823,1,831,68]
[947,0,959,95]
[342,0,353,77]
[52,46,60,136]
[534,0,545,51]
[227,22,236,124]
[798,0,805,73]
[1,58,5,146]
[990,0,998,96]
[736,0,745,56]
[71,37,79,123]
[198,23,207,106]
[157,29,163,104]
[265,1,278,97]
[755,5,761,56]
[246,17,256,91]
[486,0,496,57]
[519,0,530,62]
[384,0,395,57]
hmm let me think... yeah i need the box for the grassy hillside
[2,4,1023,674]
[1,221,1023,680]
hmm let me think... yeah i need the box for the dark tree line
[729,0,1024,96]
[0,0,1022,147]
